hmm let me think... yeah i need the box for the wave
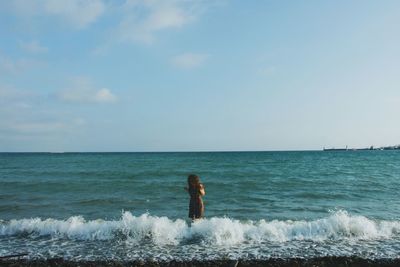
[1,211,399,246]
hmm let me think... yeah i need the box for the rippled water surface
[0,151,399,260]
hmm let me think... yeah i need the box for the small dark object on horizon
[323,144,400,151]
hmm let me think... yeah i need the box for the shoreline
[1,257,400,267]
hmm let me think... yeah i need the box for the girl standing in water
[185,174,205,220]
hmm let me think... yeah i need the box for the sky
[0,0,400,152]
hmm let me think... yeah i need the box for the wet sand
[1,257,400,267]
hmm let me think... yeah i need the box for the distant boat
[355,146,374,151]
[323,146,348,151]
[382,145,400,150]
[323,145,400,151]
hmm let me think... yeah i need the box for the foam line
[1,211,399,245]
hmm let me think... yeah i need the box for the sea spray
[1,210,400,260]
[121,212,187,245]
[1,211,399,244]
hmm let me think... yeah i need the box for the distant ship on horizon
[323,146,349,151]
[323,145,400,151]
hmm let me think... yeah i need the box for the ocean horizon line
[0,149,340,153]
[0,149,390,154]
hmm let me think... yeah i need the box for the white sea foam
[1,211,399,246]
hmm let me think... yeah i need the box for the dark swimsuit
[188,185,204,219]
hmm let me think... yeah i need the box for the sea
[0,151,399,261]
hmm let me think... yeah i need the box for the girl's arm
[199,184,205,196]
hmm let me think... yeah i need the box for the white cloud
[0,85,64,136]
[0,84,88,149]
[94,88,117,102]
[91,44,110,56]
[57,77,117,103]
[172,53,208,69]
[7,121,67,134]
[0,85,18,99]
[2,0,222,47]
[117,0,209,44]
[9,0,105,29]
[0,84,36,104]
[0,117,87,136]
[0,57,28,73]
[20,40,48,53]
[0,54,44,74]
[258,66,276,76]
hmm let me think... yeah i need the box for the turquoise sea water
[0,151,399,260]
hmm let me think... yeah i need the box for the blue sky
[1,0,400,152]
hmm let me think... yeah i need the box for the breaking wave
[1,210,399,246]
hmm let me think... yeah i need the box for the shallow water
[0,151,399,260]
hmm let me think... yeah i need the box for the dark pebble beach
[1,257,400,267]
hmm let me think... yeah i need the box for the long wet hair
[187,174,201,191]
